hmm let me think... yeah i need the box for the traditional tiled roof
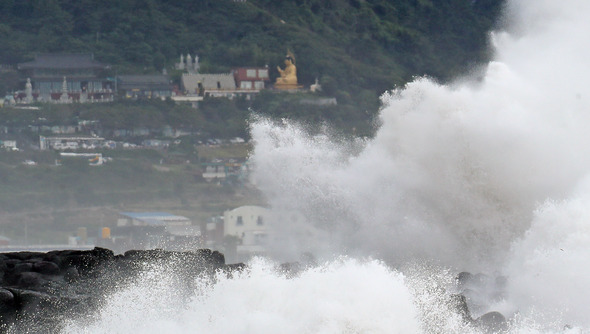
[18,53,110,70]
[117,75,171,90]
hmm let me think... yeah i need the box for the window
[257,216,264,226]
[258,69,268,78]
[246,69,256,78]
[241,81,252,89]
[254,81,264,89]
[236,216,243,226]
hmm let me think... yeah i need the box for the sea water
[62,0,590,332]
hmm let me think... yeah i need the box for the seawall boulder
[0,247,232,333]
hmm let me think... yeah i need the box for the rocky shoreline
[0,247,239,333]
[0,247,507,333]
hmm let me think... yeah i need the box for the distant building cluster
[15,54,115,104]
[4,53,279,105]
[62,205,311,263]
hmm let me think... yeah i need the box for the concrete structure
[181,73,237,98]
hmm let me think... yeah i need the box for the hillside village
[2,52,327,105]
[0,0,503,260]
[0,52,321,261]
[0,52,330,152]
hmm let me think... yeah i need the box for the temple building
[181,73,237,98]
[116,75,173,100]
[233,67,270,91]
[17,53,114,102]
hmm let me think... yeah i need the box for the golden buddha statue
[275,51,301,89]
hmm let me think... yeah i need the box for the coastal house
[220,204,318,262]
[223,205,270,261]
[17,53,114,102]
[112,212,201,251]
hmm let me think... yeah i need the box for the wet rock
[0,288,16,328]
[449,293,472,323]
[11,288,57,316]
[277,262,303,278]
[33,261,61,275]
[0,247,237,331]
[474,311,508,333]
[4,258,20,269]
[456,271,473,286]
[17,271,46,288]
[63,267,80,282]
[12,262,33,274]
[0,288,14,305]
[5,251,42,261]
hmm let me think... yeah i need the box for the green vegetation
[0,0,505,243]
[0,0,503,128]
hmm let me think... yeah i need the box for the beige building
[181,73,237,98]
[224,205,269,247]
[222,205,318,262]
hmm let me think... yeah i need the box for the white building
[0,140,17,151]
[223,205,270,259]
[224,205,269,243]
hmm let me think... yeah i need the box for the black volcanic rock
[475,311,508,333]
[32,261,61,275]
[454,271,510,332]
[0,247,237,332]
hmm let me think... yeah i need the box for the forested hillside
[0,0,503,97]
[0,0,505,242]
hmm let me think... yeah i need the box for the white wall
[223,205,269,244]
